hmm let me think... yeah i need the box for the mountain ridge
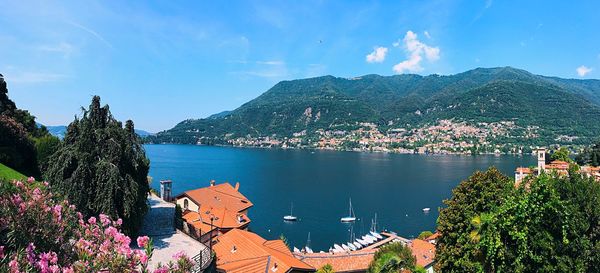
[148,67,600,148]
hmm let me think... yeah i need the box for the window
[184,199,189,210]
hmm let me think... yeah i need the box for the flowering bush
[0,178,193,273]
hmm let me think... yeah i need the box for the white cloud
[37,42,75,57]
[424,31,431,39]
[366,46,388,63]
[66,20,113,49]
[577,65,592,77]
[256,60,285,65]
[392,31,440,74]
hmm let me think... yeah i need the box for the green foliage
[33,135,61,173]
[316,264,335,273]
[0,115,40,177]
[435,168,515,273]
[149,67,600,146]
[551,147,573,162]
[174,204,183,229]
[44,96,150,236]
[417,230,433,240]
[576,141,600,166]
[0,162,26,181]
[476,173,600,273]
[368,242,417,273]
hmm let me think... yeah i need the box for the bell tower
[536,148,546,174]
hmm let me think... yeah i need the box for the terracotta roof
[515,167,533,174]
[182,211,216,235]
[425,232,441,242]
[182,205,250,231]
[214,229,314,273]
[178,182,253,213]
[296,251,376,273]
[409,239,435,268]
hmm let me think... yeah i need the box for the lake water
[145,144,534,251]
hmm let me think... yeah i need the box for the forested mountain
[149,67,600,146]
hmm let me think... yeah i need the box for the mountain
[43,124,154,139]
[149,67,600,146]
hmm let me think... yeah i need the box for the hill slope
[149,67,600,147]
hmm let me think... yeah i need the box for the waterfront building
[175,180,253,242]
[514,148,600,184]
[213,229,315,273]
[409,239,436,273]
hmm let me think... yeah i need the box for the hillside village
[227,119,552,155]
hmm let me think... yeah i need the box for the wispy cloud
[577,65,592,77]
[256,60,285,65]
[366,46,388,63]
[392,31,440,74]
[66,20,113,49]
[473,0,493,22]
[37,42,75,57]
[424,31,431,39]
[5,72,67,84]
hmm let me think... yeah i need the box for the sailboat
[283,202,298,221]
[340,198,357,222]
[304,232,313,253]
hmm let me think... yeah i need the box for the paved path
[140,194,209,270]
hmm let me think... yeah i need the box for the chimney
[234,182,240,191]
[210,180,216,186]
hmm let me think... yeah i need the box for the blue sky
[1,0,599,132]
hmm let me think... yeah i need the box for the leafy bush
[0,177,193,273]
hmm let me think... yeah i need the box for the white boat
[340,198,357,222]
[366,234,378,242]
[422,207,431,213]
[347,242,357,251]
[341,244,350,251]
[362,235,374,244]
[333,244,344,252]
[370,231,383,240]
[293,247,300,253]
[353,242,362,249]
[304,232,312,253]
[305,247,313,253]
[283,203,298,221]
[356,239,366,246]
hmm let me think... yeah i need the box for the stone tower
[160,180,173,201]
[536,148,546,174]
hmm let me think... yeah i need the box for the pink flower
[173,250,186,260]
[137,236,150,248]
[88,216,97,225]
[99,214,111,226]
[27,176,35,183]
[0,245,4,259]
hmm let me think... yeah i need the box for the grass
[0,163,27,181]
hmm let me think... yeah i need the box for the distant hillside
[43,124,154,139]
[149,67,600,146]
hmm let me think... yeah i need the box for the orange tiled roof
[297,251,376,273]
[409,239,435,268]
[182,211,216,235]
[425,232,441,242]
[546,160,570,170]
[182,206,250,230]
[515,167,533,174]
[214,229,314,273]
[178,182,253,213]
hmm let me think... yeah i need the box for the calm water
[145,144,534,251]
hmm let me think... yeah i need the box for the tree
[368,242,416,273]
[44,96,150,236]
[316,264,335,273]
[34,135,61,173]
[417,231,433,240]
[0,115,39,177]
[435,168,514,273]
[551,147,572,162]
[476,173,600,273]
